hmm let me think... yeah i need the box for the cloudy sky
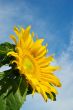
[0,0,73,110]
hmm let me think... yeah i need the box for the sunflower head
[7,26,61,102]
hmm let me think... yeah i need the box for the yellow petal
[10,35,17,44]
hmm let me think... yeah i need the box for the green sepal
[46,92,56,101]
[27,84,33,95]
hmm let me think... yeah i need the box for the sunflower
[7,26,61,101]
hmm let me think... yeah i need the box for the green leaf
[0,42,15,67]
[0,42,15,55]
[5,88,27,110]
[0,69,28,110]
[0,95,6,110]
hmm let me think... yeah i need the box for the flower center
[23,55,35,74]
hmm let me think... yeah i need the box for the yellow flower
[7,26,61,101]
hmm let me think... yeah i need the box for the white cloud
[0,65,11,72]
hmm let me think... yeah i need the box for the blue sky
[0,0,73,110]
